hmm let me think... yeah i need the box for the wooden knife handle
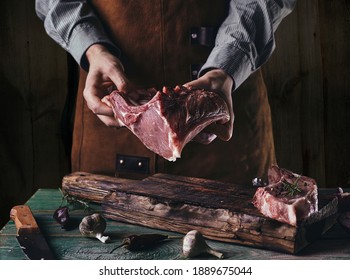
[10,205,40,236]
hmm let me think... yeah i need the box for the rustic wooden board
[62,172,338,254]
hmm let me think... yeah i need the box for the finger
[206,121,233,142]
[192,132,217,144]
[83,87,114,116]
[97,114,125,128]
[107,66,134,93]
[183,79,207,91]
[204,109,234,141]
[125,88,154,105]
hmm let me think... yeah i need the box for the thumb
[107,62,135,93]
[183,79,208,91]
[206,120,234,142]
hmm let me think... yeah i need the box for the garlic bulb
[182,230,224,259]
[79,213,111,243]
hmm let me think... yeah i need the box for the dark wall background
[1,0,350,228]
[0,1,69,228]
[263,0,350,188]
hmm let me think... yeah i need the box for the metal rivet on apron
[190,64,203,80]
[190,27,216,47]
[116,154,150,175]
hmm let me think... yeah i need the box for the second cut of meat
[252,165,318,226]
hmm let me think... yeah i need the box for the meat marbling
[103,86,230,161]
[252,165,318,226]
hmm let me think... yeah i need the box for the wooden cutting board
[62,172,338,254]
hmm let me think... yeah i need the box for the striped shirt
[35,0,296,89]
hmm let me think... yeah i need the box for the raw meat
[252,165,318,226]
[103,86,230,161]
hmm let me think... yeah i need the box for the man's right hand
[184,69,235,142]
[84,44,133,127]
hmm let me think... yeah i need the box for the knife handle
[10,205,41,236]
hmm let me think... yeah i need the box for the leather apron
[71,0,276,184]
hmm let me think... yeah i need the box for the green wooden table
[0,188,349,260]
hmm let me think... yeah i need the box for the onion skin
[53,206,70,228]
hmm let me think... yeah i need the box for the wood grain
[10,205,40,236]
[297,0,325,184]
[263,0,350,188]
[262,1,304,175]
[62,172,137,203]
[319,0,350,187]
[263,0,326,185]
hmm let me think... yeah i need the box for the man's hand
[184,69,235,141]
[84,44,133,127]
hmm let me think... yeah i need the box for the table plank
[0,189,349,260]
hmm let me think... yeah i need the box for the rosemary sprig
[281,176,302,196]
[58,188,95,213]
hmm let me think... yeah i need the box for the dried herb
[53,188,95,230]
[110,234,181,253]
[58,188,95,212]
[281,176,302,196]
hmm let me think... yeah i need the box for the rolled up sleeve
[35,0,120,70]
[200,0,297,90]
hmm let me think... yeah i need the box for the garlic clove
[96,233,111,243]
[182,230,224,259]
[79,213,111,243]
[206,247,224,259]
